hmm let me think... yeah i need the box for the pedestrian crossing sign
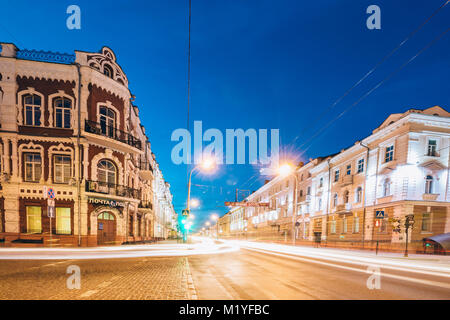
[182,209,190,216]
[375,210,385,219]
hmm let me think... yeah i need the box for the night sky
[1,0,449,231]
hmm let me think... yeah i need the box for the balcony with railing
[138,161,154,180]
[86,180,141,199]
[138,200,153,211]
[85,120,142,150]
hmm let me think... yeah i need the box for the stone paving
[0,257,194,300]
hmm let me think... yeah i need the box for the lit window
[334,170,340,182]
[54,155,72,183]
[54,97,71,128]
[427,140,437,157]
[425,175,433,194]
[24,94,41,126]
[385,145,394,162]
[26,206,42,233]
[353,216,360,233]
[24,153,42,182]
[330,220,336,234]
[56,207,71,235]
[342,217,347,233]
[357,159,364,173]
[422,213,431,232]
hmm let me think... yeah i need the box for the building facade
[219,106,450,253]
[0,43,177,247]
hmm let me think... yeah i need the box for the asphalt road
[0,239,448,300]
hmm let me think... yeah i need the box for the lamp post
[278,164,299,246]
[184,157,216,242]
[211,214,219,239]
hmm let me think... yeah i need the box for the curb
[186,258,198,300]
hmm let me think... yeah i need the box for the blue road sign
[375,210,385,219]
[47,188,56,200]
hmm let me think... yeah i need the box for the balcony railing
[85,120,142,150]
[138,161,153,172]
[86,180,141,199]
[139,200,153,210]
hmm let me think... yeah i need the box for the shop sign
[88,197,125,208]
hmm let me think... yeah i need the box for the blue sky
[1,0,449,231]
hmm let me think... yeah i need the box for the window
[318,198,322,211]
[333,193,338,207]
[98,160,116,185]
[307,186,311,195]
[425,175,434,194]
[383,179,391,197]
[330,220,336,234]
[356,187,362,203]
[342,217,347,233]
[299,189,303,197]
[346,164,351,175]
[24,153,42,182]
[334,170,340,182]
[26,206,42,233]
[54,155,72,183]
[99,106,116,138]
[357,159,364,173]
[422,213,431,232]
[103,64,113,78]
[54,98,71,128]
[353,216,360,233]
[319,177,323,188]
[56,207,71,235]
[285,179,289,188]
[427,140,437,156]
[24,94,41,126]
[385,145,394,162]
[343,190,349,204]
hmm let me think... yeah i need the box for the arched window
[425,175,434,194]
[54,97,72,128]
[98,160,116,186]
[98,212,115,220]
[383,178,391,197]
[24,94,41,126]
[103,64,113,78]
[343,190,349,204]
[99,106,116,138]
[333,193,338,207]
[356,187,362,203]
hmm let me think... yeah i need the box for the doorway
[97,212,116,245]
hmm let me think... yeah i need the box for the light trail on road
[0,238,239,260]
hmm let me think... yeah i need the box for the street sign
[47,206,55,218]
[47,187,56,200]
[182,209,190,216]
[375,210,385,219]
[47,199,55,207]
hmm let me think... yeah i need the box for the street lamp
[277,163,299,246]
[183,156,217,242]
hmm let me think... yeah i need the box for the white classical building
[222,106,450,253]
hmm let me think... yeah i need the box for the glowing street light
[205,221,211,226]
[210,213,219,221]
[190,198,200,208]
[277,163,298,245]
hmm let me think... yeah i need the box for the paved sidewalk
[0,257,195,300]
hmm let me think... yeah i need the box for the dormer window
[103,64,113,78]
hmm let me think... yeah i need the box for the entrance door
[97,212,116,245]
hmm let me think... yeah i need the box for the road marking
[245,247,450,290]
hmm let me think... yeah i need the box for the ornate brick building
[0,43,177,247]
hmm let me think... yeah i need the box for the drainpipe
[74,63,82,247]
[445,144,450,202]
[360,142,370,249]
